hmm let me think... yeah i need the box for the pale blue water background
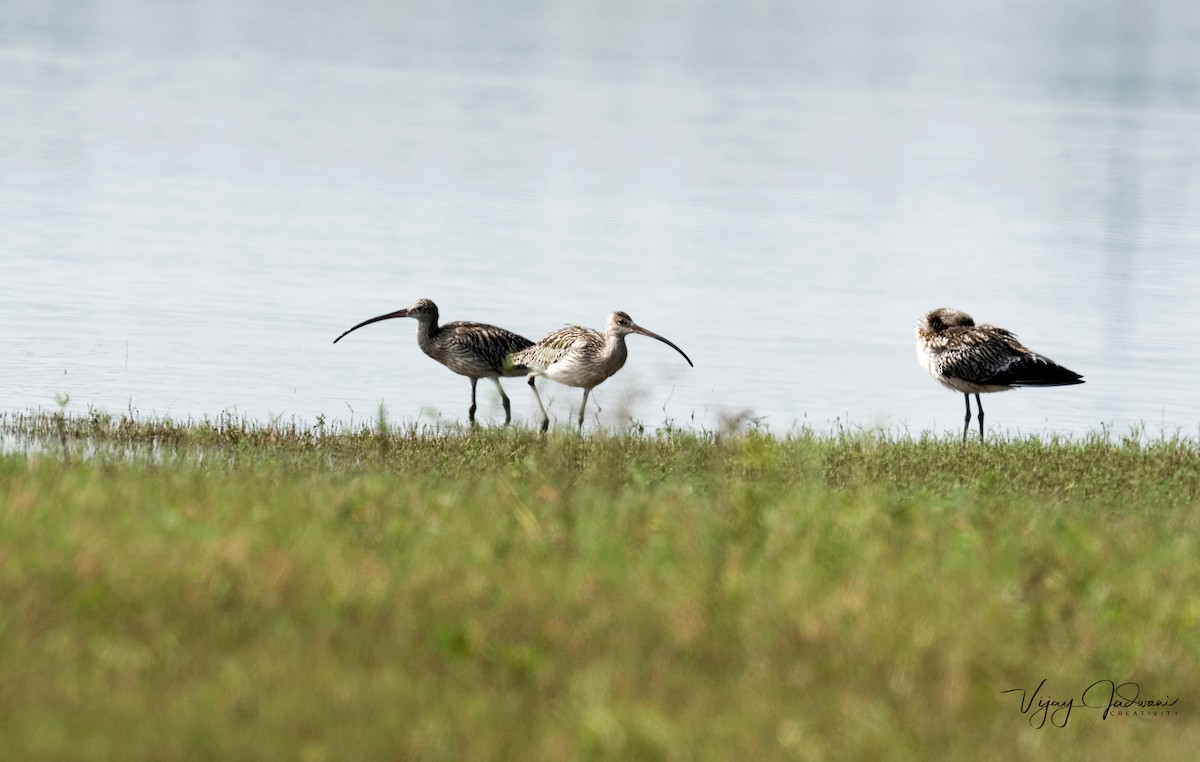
[3,0,1199,436]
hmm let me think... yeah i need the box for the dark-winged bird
[916,307,1084,442]
[334,298,533,425]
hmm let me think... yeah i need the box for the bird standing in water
[513,311,693,432]
[916,307,1084,442]
[334,298,533,425]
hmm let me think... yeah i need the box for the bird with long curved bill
[512,311,694,432]
[916,307,1084,442]
[333,298,534,425]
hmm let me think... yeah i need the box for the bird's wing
[443,321,535,375]
[514,327,594,371]
[938,326,1083,386]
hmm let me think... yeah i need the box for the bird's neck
[604,333,628,377]
[415,318,440,355]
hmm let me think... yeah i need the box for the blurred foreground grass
[1,411,1198,760]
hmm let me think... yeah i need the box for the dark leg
[528,375,549,433]
[975,393,985,442]
[468,378,478,424]
[491,378,512,425]
[962,393,971,443]
[578,388,591,431]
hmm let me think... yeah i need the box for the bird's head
[332,298,440,344]
[918,307,975,335]
[402,298,438,322]
[605,311,693,367]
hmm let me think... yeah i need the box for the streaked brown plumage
[512,311,694,432]
[916,307,1084,442]
[333,298,533,425]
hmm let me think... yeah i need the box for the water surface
[4,0,1199,436]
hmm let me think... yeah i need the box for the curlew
[512,311,693,432]
[915,307,1084,442]
[333,298,533,425]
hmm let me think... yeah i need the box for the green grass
[1,411,1198,760]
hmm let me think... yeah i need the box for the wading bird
[513,311,693,432]
[333,298,533,425]
[916,307,1084,442]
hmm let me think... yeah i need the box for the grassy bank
[1,412,1198,760]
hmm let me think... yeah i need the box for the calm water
[4,0,1199,436]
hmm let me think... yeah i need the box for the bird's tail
[1009,354,1085,386]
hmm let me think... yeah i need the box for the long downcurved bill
[632,325,694,367]
[332,308,409,344]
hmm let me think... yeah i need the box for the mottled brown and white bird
[333,298,534,425]
[916,307,1084,442]
[512,311,694,432]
